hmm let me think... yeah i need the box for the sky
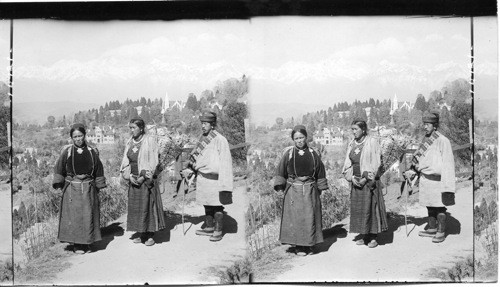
[4,17,498,123]
[248,17,496,105]
[11,20,252,104]
[0,21,10,85]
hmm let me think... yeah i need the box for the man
[405,111,456,243]
[181,111,233,242]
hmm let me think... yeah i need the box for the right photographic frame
[246,16,497,283]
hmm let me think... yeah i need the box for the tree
[141,107,151,124]
[442,78,470,105]
[128,107,138,120]
[275,117,284,130]
[369,98,375,107]
[219,101,248,162]
[186,93,199,111]
[368,107,379,128]
[47,115,55,128]
[201,89,215,102]
[414,94,427,112]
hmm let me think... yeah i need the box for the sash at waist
[65,175,93,184]
[287,178,315,186]
[199,172,219,180]
[422,173,441,181]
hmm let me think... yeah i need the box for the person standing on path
[404,111,456,243]
[181,111,234,242]
[341,119,388,248]
[53,123,107,254]
[274,125,329,256]
[121,117,166,246]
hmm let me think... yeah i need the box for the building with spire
[390,94,414,115]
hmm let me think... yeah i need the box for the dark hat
[199,111,217,123]
[422,111,439,124]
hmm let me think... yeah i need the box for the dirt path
[0,184,12,262]
[257,181,473,283]
[46,180,247,285]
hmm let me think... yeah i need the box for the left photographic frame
[0,19,13,286]
[11,19,250,285]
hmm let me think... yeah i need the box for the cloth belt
[65,175,94,194]
[199,172,219,180]
[423,173,441,181]
[287,178,315,196]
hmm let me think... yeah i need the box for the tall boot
[419,216,437,237]
[196,214,214,236]
[209,212,224,242]
[432,213,446,243]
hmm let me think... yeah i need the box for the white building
[314,127,344,146]
[86,126,115,144]
[390,94,414,115]
[336,111,351,118]
[109,110,121,117]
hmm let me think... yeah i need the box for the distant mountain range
[13,101,100,125]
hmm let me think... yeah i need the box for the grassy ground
[15,242,72,284]
[0,257,13,283]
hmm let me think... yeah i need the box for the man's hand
[145,171,153,179]
[404,170,417,180]
[181,168,194,178]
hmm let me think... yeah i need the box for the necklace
[355,136,366,145]
[132,135,144,153]
[132,135,144,144]
[296,146,306,156]
[353,136,365,155]
[74,144,85,154]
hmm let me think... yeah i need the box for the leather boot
[432,213,446,243]
[419,216,437,237]
[209,212,224,242]
[196,215,215,236]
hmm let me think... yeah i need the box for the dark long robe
[348,143,388,234]
[126,141,166,233]
[273,146,328,247]
[52,144,106,245]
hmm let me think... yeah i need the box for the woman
[121,117,166,246]
[53,123,106,254]
[274,125,328,256]
[342,119,388,248]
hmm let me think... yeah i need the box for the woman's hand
[130,176,139,186]
[366,172,375,181]
[145,171,153,179]
[137,176,145,185]
[352,177,367,188]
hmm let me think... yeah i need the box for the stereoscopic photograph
[0,20,13,285]
[11,20,249,285]
[1,12,498,286]
[246,16,497,283]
